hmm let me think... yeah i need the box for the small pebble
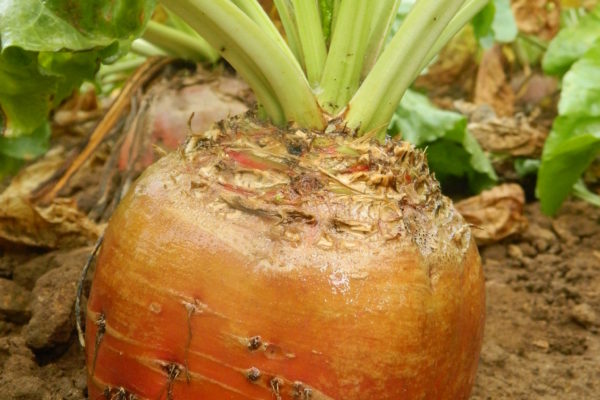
[507,244,523,260]
[571,303,598,328]
[531,339,549,351]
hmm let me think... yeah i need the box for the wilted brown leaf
[454,100,549,158]
[456,183,528,245]
[0,149,102,249]
[512,0,560,41]
[475,45,515,117]
[415,26,478,100]
[470,117,547,158]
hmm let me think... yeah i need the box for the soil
[471,200,600,400]
[0,199,599,399]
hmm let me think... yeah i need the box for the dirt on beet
[0,198,598,399]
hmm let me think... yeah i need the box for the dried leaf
[456,183,528,244]
[468,115,548,157]
[415,26,478,98]
[512,0,560,41]
[0,148,102,248]
[475,45,515,117]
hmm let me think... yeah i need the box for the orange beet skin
[86,119,485,399]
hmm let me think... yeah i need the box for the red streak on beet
[345,164,370,173]
[219,182,256,195]
[322,146,338,155]
[226,149,283,171]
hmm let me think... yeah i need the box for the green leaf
[472,0,518,49]
[542,5,600,75]
[557,44,600,117]
[513,34,547,66]
[388,89,497,192]
[0,0,156,141]
[471,2,495,48]
[0,122,50,179]
[0,47,62,137]
[514,158,540,177]
[0,48,53,136]
[538,41,600,214]
[0,47,99,137]
[0,122,50,159]
[0,0,157,53]
[39,51,101,107]
[491,0,518,43]
[0,154,24,179]
[573,179,600,207]
[537,121,600,215]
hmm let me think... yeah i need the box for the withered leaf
[456,183,528,244]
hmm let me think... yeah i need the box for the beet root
[86,115,485,399]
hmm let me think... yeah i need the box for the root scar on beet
[91,311,106,377]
